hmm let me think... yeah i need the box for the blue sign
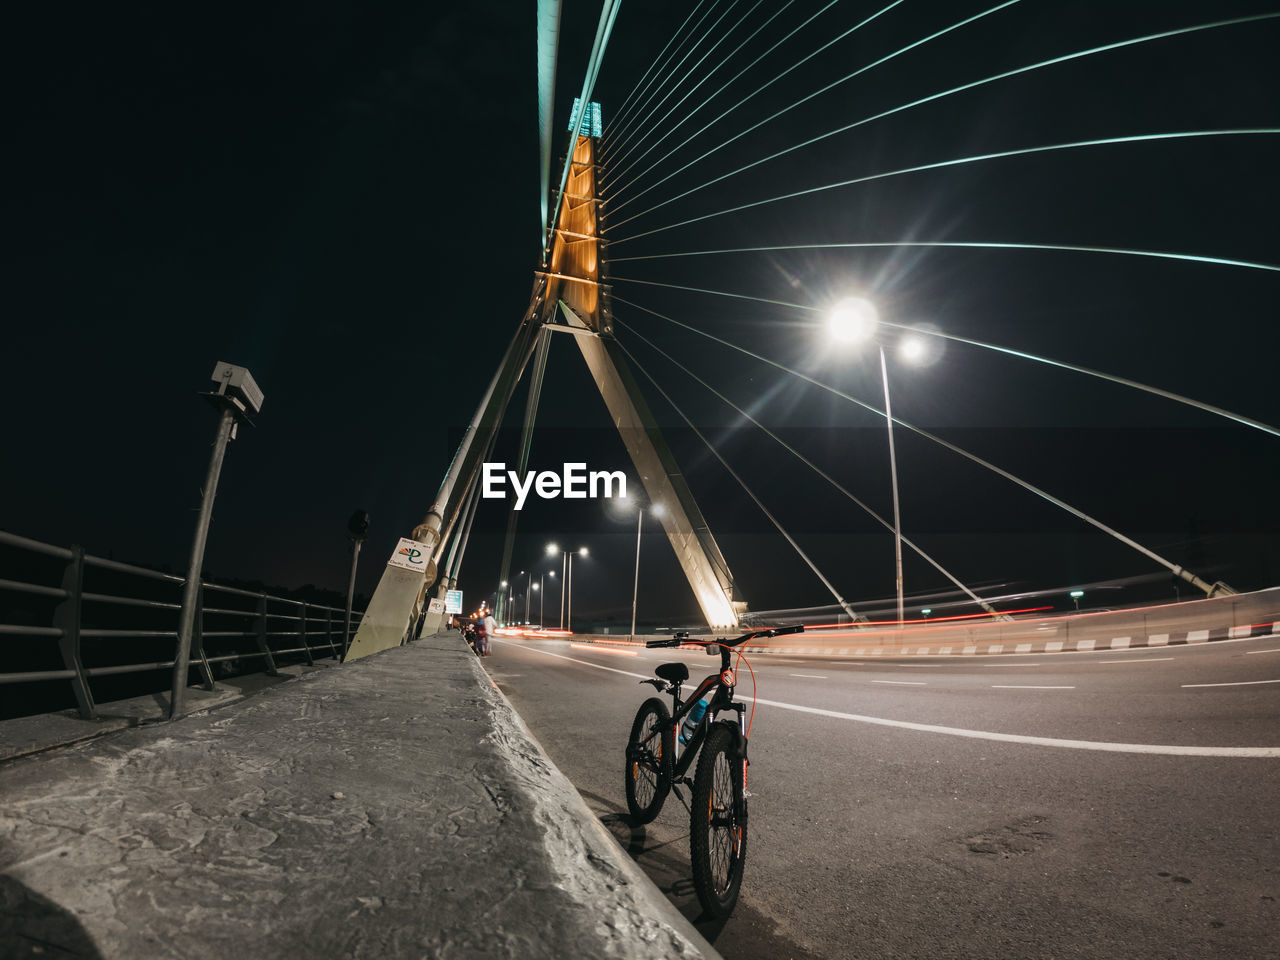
[444,590,464,614]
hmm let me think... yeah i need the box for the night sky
[6,0,1278,627]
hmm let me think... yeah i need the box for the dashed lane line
[1245,649,1280,655]
[992,685,1075,689]
[871,680,927,686]
[1182,679,1280,688]
[511,643,1280,758]
[1099,657,1175,664]
[790,673,828,679]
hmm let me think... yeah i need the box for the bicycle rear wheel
[624,697,671,823]
[690,722,747,919]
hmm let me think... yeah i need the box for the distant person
[480,611,497,657]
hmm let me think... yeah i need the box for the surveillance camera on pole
[170,362,264,720]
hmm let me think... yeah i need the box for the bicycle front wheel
[690,722,748,919]
[624,697,671,823]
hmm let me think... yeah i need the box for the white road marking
[514,644,1280,757]
[991,685,1075,689]
[790,673,828,679]
[1099,657,1175,664]
[871,680,926,685]
[1182,679,1280,688]
[1245,649,1280,655]
[985,663,1044,668]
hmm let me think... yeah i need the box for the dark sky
[5,0,1278,625]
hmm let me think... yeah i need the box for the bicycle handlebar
[644,624,805,649]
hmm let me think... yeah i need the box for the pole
[524,570,531,624]
[880,346,905,626]
[343,539,362,658]
[630,508,643,640]
[560,552,567,628]
[539,574,546,626]
[568,553,574,632]
[171,406,236,719]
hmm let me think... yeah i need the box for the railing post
[256,593,279,676]
[299,604,313,665]
[52,544,96,720]
[325,608,337,659]
[191,583,217,691]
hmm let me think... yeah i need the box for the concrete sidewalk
[0,633,721,959]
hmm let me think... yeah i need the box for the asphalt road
[484,633,1280,960]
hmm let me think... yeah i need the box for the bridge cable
[606,0,921,207]
[606,0,712,137]
[606,129,1280,245]
[604,11,1278,231]
[614,316,1004,617]
[604,0,752,166]
[610,293,1232,597]
[600,0,772,177]
[611,338,861,622]
[609,273,1280,438]
[600,0,797,198]
[601,0,844,197]
[601,0,727,160]
[605,0,1013,219]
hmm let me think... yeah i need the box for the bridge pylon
[346,111,743,661]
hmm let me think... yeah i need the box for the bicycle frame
[652,640,751,788]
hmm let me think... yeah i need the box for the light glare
[827,297,878,343]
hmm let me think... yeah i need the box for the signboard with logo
[427,597,446,615]
[444,590,464,614]
[387,538,431,572]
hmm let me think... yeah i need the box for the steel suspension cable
[606,0,1013,221]
[602,0,845,196]
[603,0,765,176]
[606,129,1280,245]
[610,293,1233,596]
[601,0,792,195]
[614,316,1004,616]
[606,0,711,140]
[602,0,731,160]
[609,272,1280,437]
[605,12,1278,233]
[612,338,860,621]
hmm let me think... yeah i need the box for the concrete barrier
[561,587,1280,658]
[0,633,722,960]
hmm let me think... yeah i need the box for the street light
[618,495,664,641]
[828,297,905,627]
[539,570,555,627]
[570,545,588,634]
[1070,589,1084,611]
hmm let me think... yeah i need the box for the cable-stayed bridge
[347,0,1279,659]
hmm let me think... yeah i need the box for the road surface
[486,632,1280,959]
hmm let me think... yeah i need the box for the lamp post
[567,546,588,632]
[828,297,912,627]
[623,499,664,641]
[1070,589,1084,611]
[171,361,263,720]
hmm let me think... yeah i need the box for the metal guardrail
[0,529,364,720]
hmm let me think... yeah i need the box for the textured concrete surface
[0,634,721,960]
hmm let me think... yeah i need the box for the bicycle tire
[689,722,748,919]
[624,697,671,823]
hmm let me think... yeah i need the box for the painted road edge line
[514,643,1280,758]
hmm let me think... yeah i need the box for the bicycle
[623,624,804,919]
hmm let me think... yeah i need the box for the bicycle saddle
[655,661,689,683]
